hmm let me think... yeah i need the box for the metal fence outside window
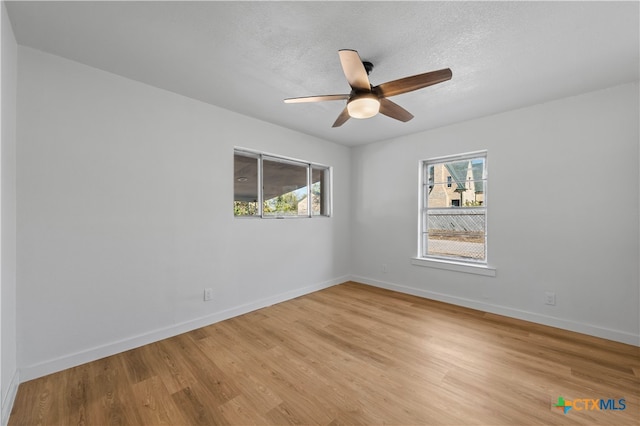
[426,208,485,259]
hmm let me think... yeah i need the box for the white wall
[351,82,640,345]
[0,1,18,423]
[16,46,351,380]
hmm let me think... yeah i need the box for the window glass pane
[428,182,486,208]
[262,158,308,217]
[234,152,259,216]
[426,210,486,260]
[310,167,330,216]
[423,154,487,262]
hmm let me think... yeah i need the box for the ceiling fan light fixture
[347,93,380,119]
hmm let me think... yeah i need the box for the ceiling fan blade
[376,68,452,98]
[379,98,414,122]
[338,49,371,92]
[332,107,351,127]
[284,94,350,103]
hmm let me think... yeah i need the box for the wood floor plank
[149,339,200,395]
[130,375,188,426]
[90,355,144,425]
[197,336,284,414]
[9,282,640,425]
[170,333,240,406]
[217,394,270,425]
[169,384,226,426]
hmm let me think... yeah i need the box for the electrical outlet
[204,288,213,301]
[544,292,556,306]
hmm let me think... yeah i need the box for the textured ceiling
[6,1,639,146]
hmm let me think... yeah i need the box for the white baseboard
[351,275,640,347]
[19,276,348,382]
[1,369,19,426]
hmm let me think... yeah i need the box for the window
[234,149,331,218]
[420,151,487,263]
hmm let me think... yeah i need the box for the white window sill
[411,257,496,277]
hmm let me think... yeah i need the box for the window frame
[234,148,332,219]
[415,150,495,276]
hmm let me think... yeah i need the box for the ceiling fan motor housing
[362,61,374,75]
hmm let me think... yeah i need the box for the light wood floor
[9,282,640,425]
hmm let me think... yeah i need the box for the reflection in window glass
[233,152,259,216]
[262,158,308,217]
[311,167,330,216]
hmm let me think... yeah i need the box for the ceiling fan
[284,49,452,127]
